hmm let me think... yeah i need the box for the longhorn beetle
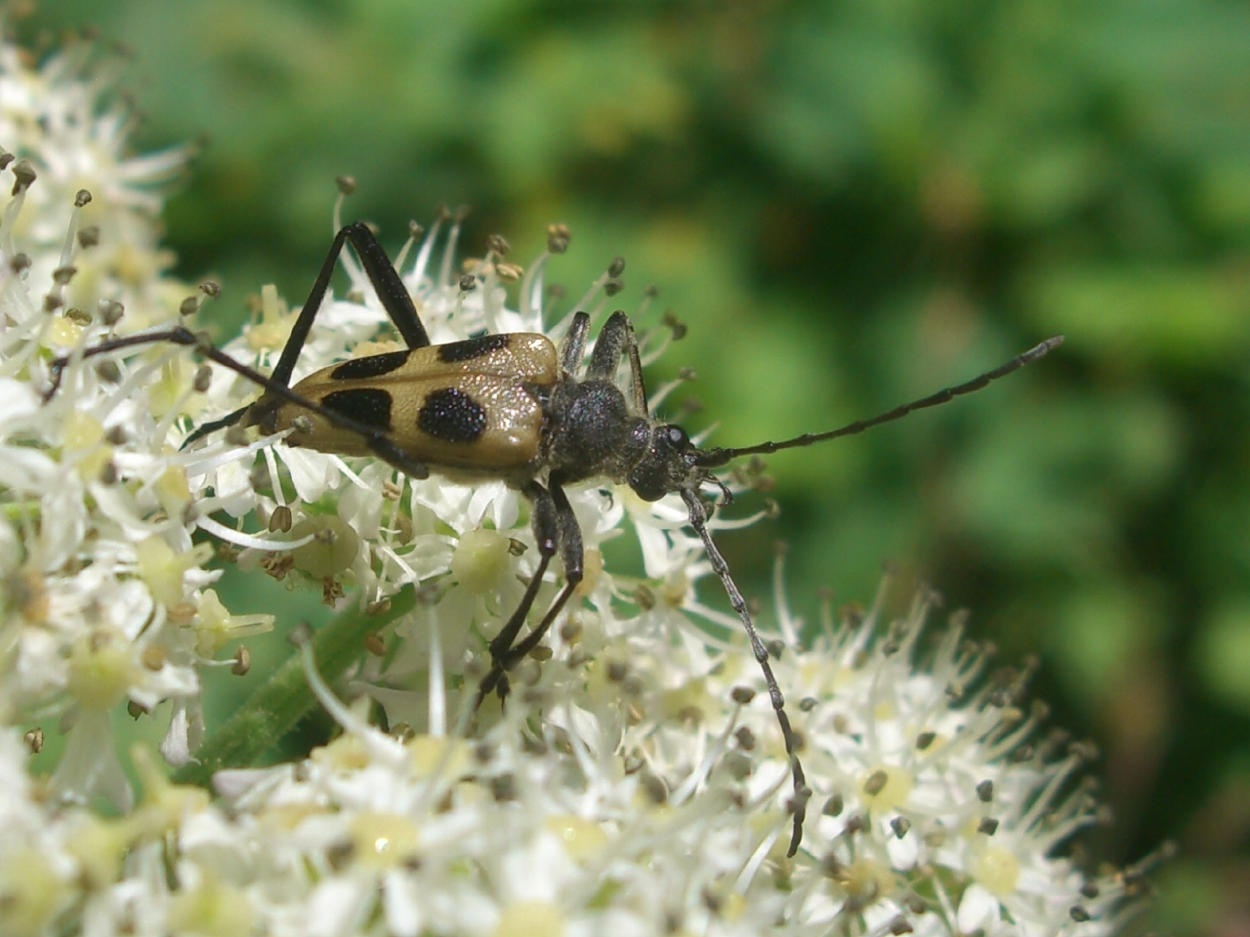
[44,220,1062,856]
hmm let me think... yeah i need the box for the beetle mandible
[44,220,1063,856]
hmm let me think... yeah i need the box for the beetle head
[626,423,716,502]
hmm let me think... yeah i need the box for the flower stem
[173,585,416,787]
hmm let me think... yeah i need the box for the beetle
[44,220,1062,856]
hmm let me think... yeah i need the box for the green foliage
[19,2,1250,930]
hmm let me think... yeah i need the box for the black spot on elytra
[417,387,486,443]
[437,333,510,363]
[321,388,392,430]
[331,350,410,380]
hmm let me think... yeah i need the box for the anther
[546,223,571,253]
[11,158,36,194]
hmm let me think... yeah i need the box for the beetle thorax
[542,376,705,500]
[544,378,648,483]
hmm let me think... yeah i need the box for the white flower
[0,35,270,802]
[2,568,1153,936]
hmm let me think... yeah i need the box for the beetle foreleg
[559,311,591,374]
[588,310,647,414]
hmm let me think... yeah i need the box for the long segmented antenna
[695,335,1063,467]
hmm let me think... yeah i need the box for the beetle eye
[665,425,689,447]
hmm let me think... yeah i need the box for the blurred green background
[18,2,1249,932]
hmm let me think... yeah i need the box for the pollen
[154,465,192,517]
[245,283,293,351]
[135,535,213,608]
[408,734,471,778]
[66,631,136,710]
[349,811,421,869]
[166,875,255,937]
[47,315,83,348]
[970,842,1021,896]
[573,547,603,597]
[859,765,914,812]
[193,588,274,656]
[544,814,607,861]
[493,900,566,937]
[0,847,65,935]
[61,411,111,479]
[451,528,511,593]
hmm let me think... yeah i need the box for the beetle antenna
[44,325,431,477]
[694,335,1063,467]
[681,487,809,856]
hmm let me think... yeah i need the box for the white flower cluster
[0,33,1150,937]
[0,36,266,807]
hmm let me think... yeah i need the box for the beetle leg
[42,324,433,478]
[497,479,583,666]
[47,221,439,463]
[209,221,436,466]
[476,476,584,705]
[270,221,432,388]
[588,310,647,414]
[559,311,591,374]
[475,480,557,705]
